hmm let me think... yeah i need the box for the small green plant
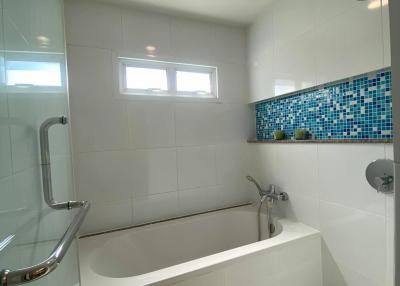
[295,129,307,140]
[274,130,285,140]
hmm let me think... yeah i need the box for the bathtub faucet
[245,176,289,203]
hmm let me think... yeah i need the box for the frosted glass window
[6,61,62,86]
[176,71,211,94]
[125,67,168,91]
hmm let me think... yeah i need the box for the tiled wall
[256,69,393,140]
[247,1,393,286]
[64,0,252,234]
[248,0,391,103]
[246,143,394,286]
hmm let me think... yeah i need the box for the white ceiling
[93,0,273,25]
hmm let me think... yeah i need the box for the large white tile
[272,144,319,198]
[64,1,122,49]
[127,102,175,148]
[215,143,245,185]
[317,144,386,215]
[132,192,179,225]
[212,25,246,65]
[248,48,275,102]
[70,97,130,153]
[248,8,274,66]
[320,200,386,284]
[315,5,383,84]
[122,9,171,58]
[217,63,249,103]
[75,151,136,204]
[382,0,391,67]
[216,104,251,144]
[81,200,133,234]
[225,251,280,286]
[272,0,315,47]
[273,30,317,96]
[171,270,226,286]
[67,45,113,101]
[174,103,219,146]
[135,148,178,196]
[315,0,364,25]
[277,192,320,229]
[170,18,214,63]
[178,186,222,215]
[177,146,217,190]
[277,235,322,286]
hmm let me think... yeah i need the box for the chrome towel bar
[0,116,91,285]
[0,201,90,286]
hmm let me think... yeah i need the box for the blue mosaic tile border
[255,69,392,141]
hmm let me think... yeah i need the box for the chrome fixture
[40,116,83,209]
[0,116,92,286]
[246,176,289,241]
[366,159,394,193]
[0,201,90,286]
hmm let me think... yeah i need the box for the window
[119,58,218,99]
[6,60,62,87]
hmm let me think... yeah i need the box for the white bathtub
[79,205,322,286]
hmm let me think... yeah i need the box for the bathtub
[78,205,322,286]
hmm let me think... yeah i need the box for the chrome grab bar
[0,116,91,285]
[39,116,75,209]
[0,201,90,286]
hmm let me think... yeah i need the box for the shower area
[0,0,399,286]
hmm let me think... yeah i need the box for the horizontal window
[119,57,218,99]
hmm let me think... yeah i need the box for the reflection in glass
[6,60,62,87]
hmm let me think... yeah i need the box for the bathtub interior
[85,206,281,278]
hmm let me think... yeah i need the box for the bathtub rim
[78,205,320,286]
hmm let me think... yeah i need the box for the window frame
[118,57,218,100]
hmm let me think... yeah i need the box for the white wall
[247,1,393,286]
[247,143,393,286]
[64,0,252,234]
[248,0,391,102]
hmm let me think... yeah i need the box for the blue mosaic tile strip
[256,69,392,140]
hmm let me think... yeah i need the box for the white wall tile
[64,1,122,49]
[217,63,249,103]
[178,186,222,215]
[67,45,113,101]
[170,18,214,63]
[177,146,217,190]
[272,0,315,47]
[132,192,179,225]
[248,51,275,102]
[76,151,135,204]
[320,200,386,285]
[135,148,178,195]
[215,104,251,143]
[317,144,386,215]
[315,0,361,25]
[122,9,171,58]
[212,25,247,65]
[81,200,133,234]
[171,270,226,286]
[70,97,130,153]
[273,30,317,95]
[128,102,175,148]
[315,5,383,85]
[382,1,391,67]
[174,103,218,146]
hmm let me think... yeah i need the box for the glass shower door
[0,1,80,286]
